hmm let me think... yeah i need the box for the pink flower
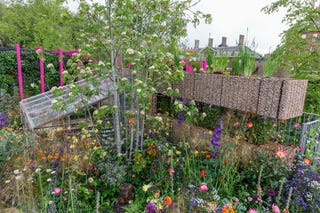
[199,183,208,192]
[234,197,239,203]
[272,204,280,213]
[248,208,258,213]
[276,146,287,159]
[293,122,300,128]
[54,187,61,195]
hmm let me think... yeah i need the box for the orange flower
[131,173,136,178]
[247,121,253,128]
[163,196,172,207]
[54,153,60,159]
[204,150,211,159]
[128,117,135,125]
[304,157,312,165]
[280,119,285,124]
[222,202,235,213]
[47,154,53,160]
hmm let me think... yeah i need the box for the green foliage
[0,0,80,49]
[295,74,320,114]
[231,57,242,75]
[0,50,60,96]
[262,56,278,77]
[239,47,256,76]
[262,0,320,74]
[211,53,229,73]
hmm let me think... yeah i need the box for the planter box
[164,72,308,120]
[278,79,308,120]
[257,78,283,118]
[193,73,223,106]
[173,72,195,99]
[257,78,308,119]
[221,75,261,113]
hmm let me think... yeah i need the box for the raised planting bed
[277,79,308,120]
[172,72,195,99]
[220,75,261,114]
[168,73,308,120]
[193,73,223,106]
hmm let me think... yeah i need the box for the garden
[0,0,320,213]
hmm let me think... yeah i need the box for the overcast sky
[67,0,288,55]
[185,0,288,55]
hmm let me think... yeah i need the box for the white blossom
[126,48,134,55]
[13,169,20,175]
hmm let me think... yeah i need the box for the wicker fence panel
[257,78,283,118]
[221,76,261,113]
[173,72,195,99]
[278,79,308,120]
[193,73,222,106]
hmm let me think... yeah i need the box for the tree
[66,0,211,156]
[262,0,320,74]
[0,0,80,49]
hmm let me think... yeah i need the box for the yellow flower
[176,150,181,155]
[142,182,153,192]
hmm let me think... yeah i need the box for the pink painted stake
[58,48,64,86]
[36,46,45,93]
[15,44,24,100]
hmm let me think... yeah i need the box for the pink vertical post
[58,48,64,86]
[15,44,24,100]
[35,46,45,93]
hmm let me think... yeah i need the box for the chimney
[194,39,199,50]
[221,37,227,47]
[208,38,213,48]
[239,34,245,46]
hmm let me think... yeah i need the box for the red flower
[200,169,206,177]
[247,121,253,128]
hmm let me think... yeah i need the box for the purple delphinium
[211,123,222,147]
[210,119,223,157]
[146,202,157,213]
